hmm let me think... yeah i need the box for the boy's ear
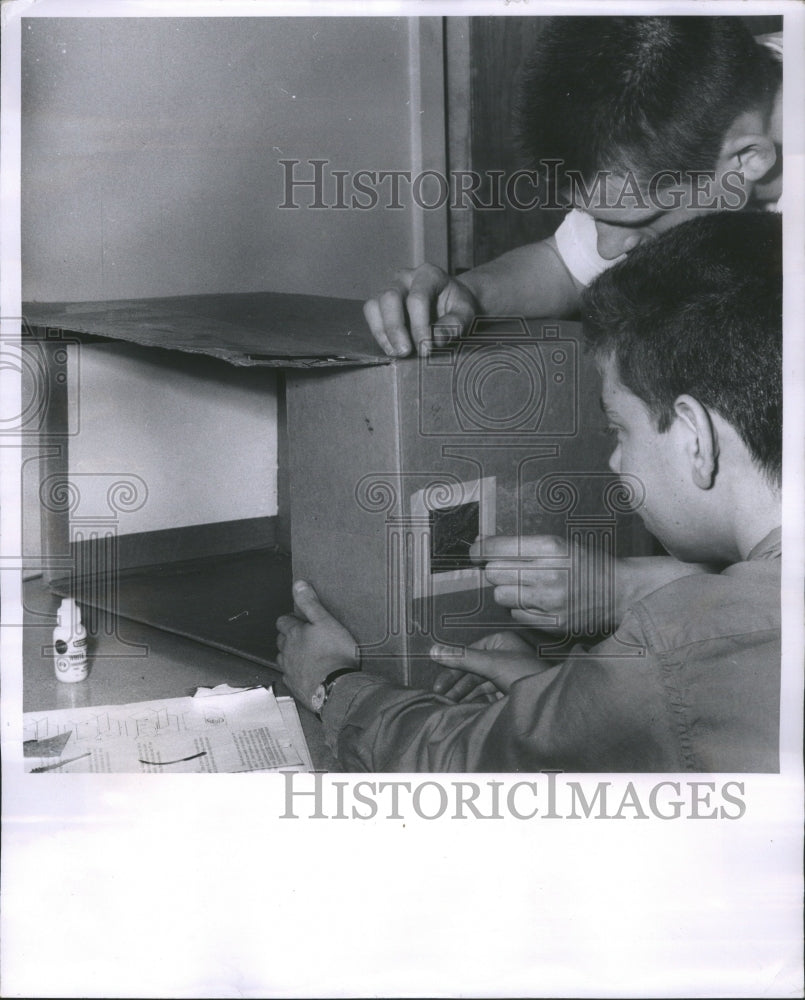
[673,395,718,490]
[717,129,777,183]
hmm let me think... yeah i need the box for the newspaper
[22,685,311,774]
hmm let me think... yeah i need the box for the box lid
[22,291,390,369]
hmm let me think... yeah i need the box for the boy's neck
[730,488,781,562]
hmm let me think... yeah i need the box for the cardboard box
[287,319,655,687]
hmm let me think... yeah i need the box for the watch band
[314,665,360,719]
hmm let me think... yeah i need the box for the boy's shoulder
[620,535,781,657]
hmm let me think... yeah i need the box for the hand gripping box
[286,319,654,688]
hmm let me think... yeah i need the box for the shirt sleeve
[321,617,686,773]
[553,209,624,286]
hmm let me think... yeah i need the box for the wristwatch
[311,666,360,719]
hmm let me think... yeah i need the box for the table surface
[22,577,337,771]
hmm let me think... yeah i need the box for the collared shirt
[322,528,781,773]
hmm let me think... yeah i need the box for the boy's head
[582,212,782,563]
[516,17,781,259]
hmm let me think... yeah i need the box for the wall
[22,16,442,535]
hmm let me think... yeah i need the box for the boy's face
[574,171,751,261]
[598,354,708,562]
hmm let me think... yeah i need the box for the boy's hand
[472,534,576,632]
[473,534,624,634]
[475,536,716,635]
[430,631,548,695]
[431,631,541,702]
[275,581,360,711]
[363,263,479,357]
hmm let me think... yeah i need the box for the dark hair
[516,17,780,198]
[582,212,782,484]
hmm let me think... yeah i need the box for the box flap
[22,291,389,369]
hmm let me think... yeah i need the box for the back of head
[582,212,782,485]
[516,17,780,197]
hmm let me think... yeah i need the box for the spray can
[53,598,89,682]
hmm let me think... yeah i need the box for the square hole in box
[429,501,479,574]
